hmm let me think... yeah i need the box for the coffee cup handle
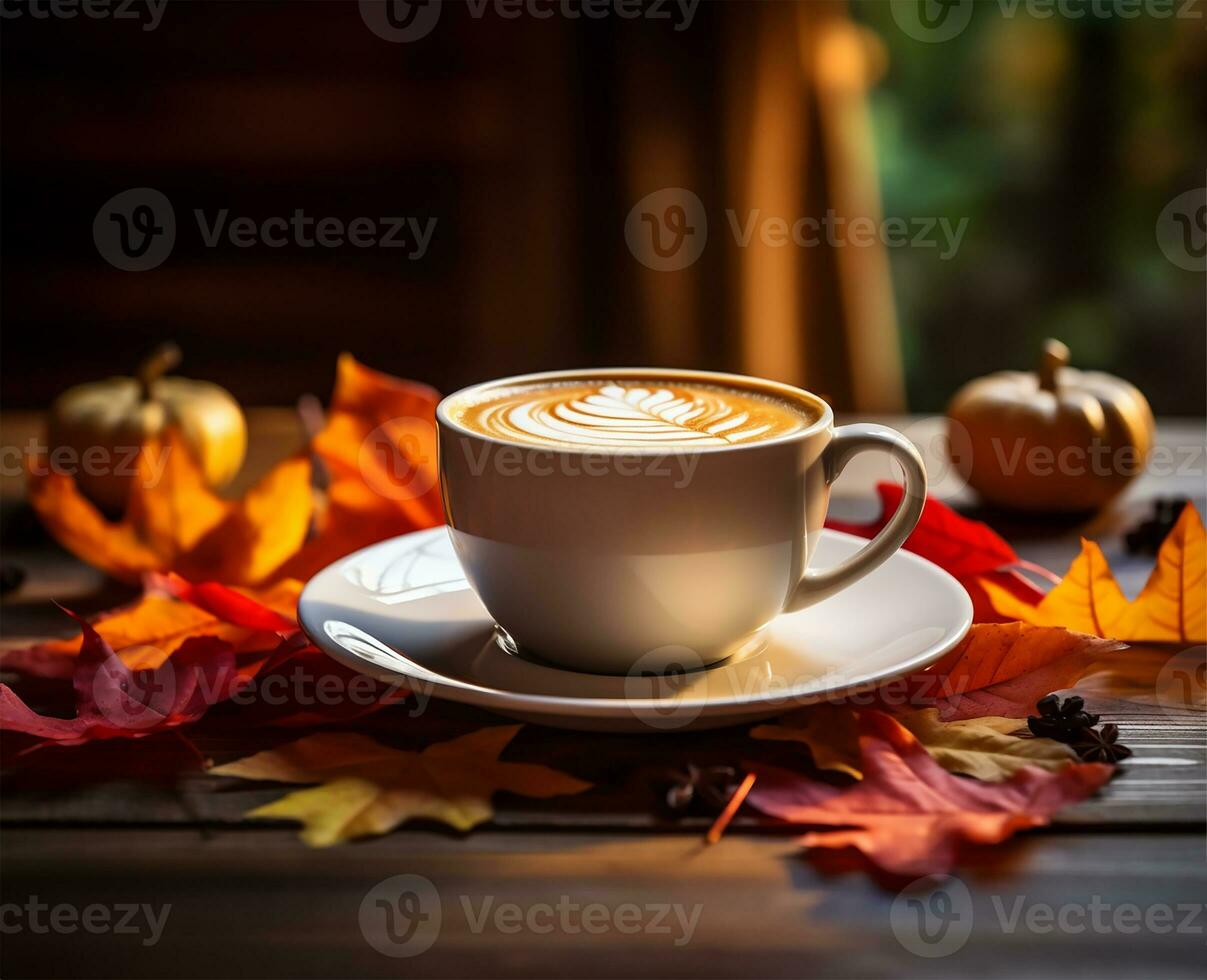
[784,423,927,612]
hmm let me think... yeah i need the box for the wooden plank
[2,827,1205,979]
[0,689,1201,829]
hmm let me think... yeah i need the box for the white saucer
[298,527,973,733]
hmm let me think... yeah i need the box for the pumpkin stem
[137,342,182,401]
[1037,338,1069,393]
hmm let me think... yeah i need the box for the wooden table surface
[1,411,1205,980]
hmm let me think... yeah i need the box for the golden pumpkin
[47,344,247,515]
[947,339,1155,513]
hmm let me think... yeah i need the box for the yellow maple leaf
[896,709,1077,781]
[210,726,591,846]
[984,505,1205,643]
[751,703,1077,782]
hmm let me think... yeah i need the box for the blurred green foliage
[852,1,1205,413]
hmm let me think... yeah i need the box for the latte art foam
[451,380,815,449]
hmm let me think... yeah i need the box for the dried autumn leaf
[3,578,302,680]
[26,430,312,587]
[749,703,862,778]
[891,622,1125,720]
[896,709,1077,781]
[751,703,1077,782]
[0,611,238,748]
[747,710,1112,876]
[984,505,1206,643]
[924,622,1125,694]
[212,725,591,846]
[279,354,444,580]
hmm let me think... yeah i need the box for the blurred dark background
[2,0,1204,414]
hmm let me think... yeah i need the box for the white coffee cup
[437,368,926,675]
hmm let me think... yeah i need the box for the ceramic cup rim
[435,367,834,456]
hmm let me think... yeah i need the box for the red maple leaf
[826,483,1017,577]
[826,483,1052,620]
[222,636,409,728]
[0,611,238,749]
[747,710,1113,876]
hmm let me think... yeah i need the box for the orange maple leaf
[27,430,312,587]
[984,505,1206,643]
[279,354,444,580]
[3,578,303,679]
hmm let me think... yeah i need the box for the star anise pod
[1028,694,1100,744]
[660,764,738,813]
[1073,723,1133,764]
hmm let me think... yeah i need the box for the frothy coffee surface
[449,379,818,449]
